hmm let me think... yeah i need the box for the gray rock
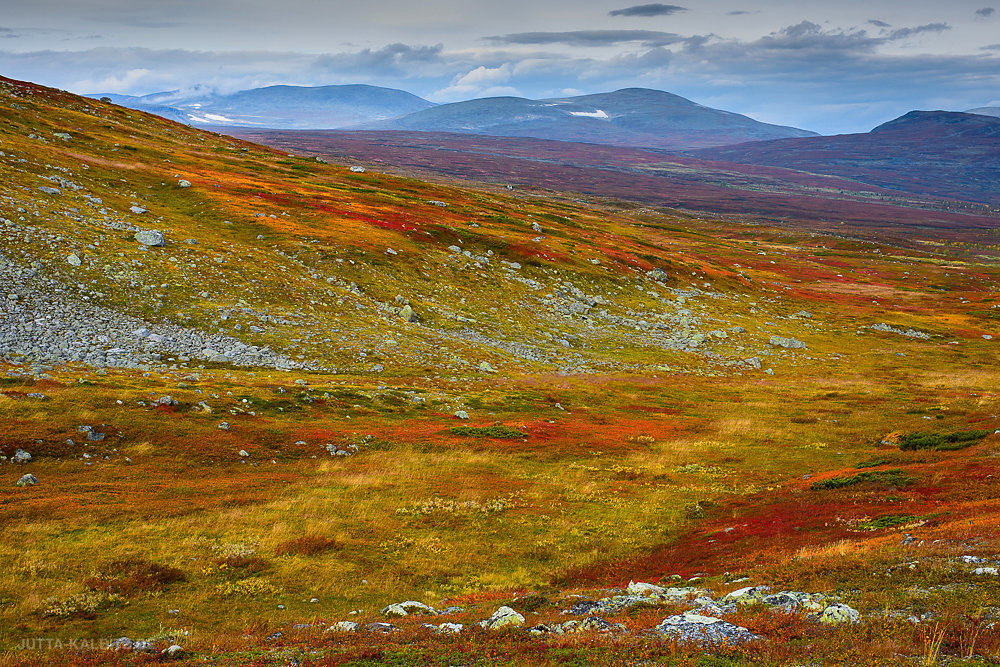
[218,422,230,431]
[178,180,192,188]
[12,449,32,463]
[480,606,525,629]
[38,186,61,195]
[16,473,38,486]
[454,410,469,420]
[86,430,105,441]
[531,221,543,233]
[162,645,185,659]
[130,206,147,214]
[436,622,463,634]
[364,622,396,634]
[349,166,366,173]
[744,356,762,369]
[655,612,759,646]
[381,600,438,617]
[769,335,806,349]
[134,230,166,247]
[66,254,82,267]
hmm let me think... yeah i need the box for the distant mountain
[968,106,1000,118]
[89,84,435,129]
[357,88,817,150]
[693,111,1000,205]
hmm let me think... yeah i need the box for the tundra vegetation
[1,76,999,665]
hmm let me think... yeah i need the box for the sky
[0,0,998,134]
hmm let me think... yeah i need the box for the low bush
[83,557,185,596]
[810,469,915,491]
[275,534,340,556]
[449,425,525,438]
[898,430,989,451]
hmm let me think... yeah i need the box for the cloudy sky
[1,0,998,134]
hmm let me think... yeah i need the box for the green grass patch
[449,425,525,438]
[811,469,915,491]
[898,429,989,451]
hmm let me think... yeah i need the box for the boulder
[819,603,860,624]
[480,606,525,629]
[13,449,32,463]
[67,254,81,267]
[162,645,185,659]
[134,230,166,247]
[178,180,192,188]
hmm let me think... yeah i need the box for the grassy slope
[1,76,1000,665]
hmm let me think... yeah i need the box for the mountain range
[693,111,1000,205]
[93,84,435,129]
[358,88,818,150]
[94,84,817,150]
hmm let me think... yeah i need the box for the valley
[2,74,1000,667]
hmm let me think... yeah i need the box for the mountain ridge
[357,87,818,150]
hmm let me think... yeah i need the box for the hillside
[93,83,435,129]
[230,128,1000,246]
[359,88,817,150]
[694,111,1000,205]
[3,75,1000,666]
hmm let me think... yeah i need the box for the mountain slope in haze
[359,88,817,150]
[694,111,1000,205]
[968,106,1000,118]
[91,84,435,129]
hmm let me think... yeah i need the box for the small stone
[626,580,665,597]
[178,180,192,187]
[479,361,495,373]
[436,623,463,634]
[13,449,32,463]
[349,166,366,173]
[67,253,82,266]
[130,206,147,214]
[218,422,230,430]
[769,335,806,349]
[454,410,469,420]
[16,473,38,486]
[239,450,249,457]
[162,645,185,659]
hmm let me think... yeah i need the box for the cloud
[888,23,950,40]
[75,67,153,93]
[977,7,995,17]
[313,42,444,78]
[728,11,751,15]
[433,63,519,100]
[486,30,684,47]
[608,4,686,17]
[0,27,20,39]
[867,20,891,28]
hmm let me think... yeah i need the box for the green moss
[853,514,919,531]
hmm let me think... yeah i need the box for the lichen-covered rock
[819,603,860,624]
[722,585,769,605]
[480,606,525,629]
[655,612,759,646]
[325,621,358,632]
